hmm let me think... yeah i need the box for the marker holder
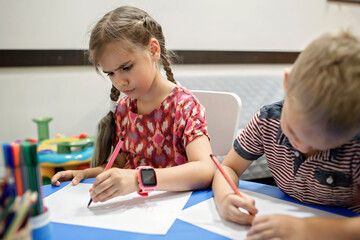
[29,207,52,240]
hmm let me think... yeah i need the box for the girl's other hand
[51,170,86,186]
[89,168,139,203]
[216,191,258,225]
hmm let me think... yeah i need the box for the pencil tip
[210,154,213,157]
[87,199,92,208]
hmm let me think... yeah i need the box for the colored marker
[87,138,124,208]
[29,143,43,215]
[11,143,23,196]
[4,144,15,190]
[22,142,43,216]
[22,143,36,202]
[2,143,10,168]
[21,142,35,217]
[2,144,16,198]
[19,145,29,193]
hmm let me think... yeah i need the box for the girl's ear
[149,38,161,62]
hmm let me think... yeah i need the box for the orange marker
[11,143,23,196]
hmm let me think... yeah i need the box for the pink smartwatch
[136,166,157,197]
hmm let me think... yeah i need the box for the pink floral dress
[114,85,209,169]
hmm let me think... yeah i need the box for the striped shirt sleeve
[234,111,264,160]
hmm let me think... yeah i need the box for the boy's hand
[216,191,258,225]
[89,168,139,203]
[246,214,306,240]
[51,170,86,186]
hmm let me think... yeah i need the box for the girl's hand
[51,170,86,186]
[89,168,139,203]
[246,214,306,240]
[215,191,258,225]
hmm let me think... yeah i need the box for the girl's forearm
[155,161,214,191]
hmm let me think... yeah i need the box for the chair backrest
[191,90,242,156]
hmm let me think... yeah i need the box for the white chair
[191,90,242,156]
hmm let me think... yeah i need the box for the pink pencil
[87,137,124,207]
[210,154,244,198]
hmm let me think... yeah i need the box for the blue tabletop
[42,179,358,240]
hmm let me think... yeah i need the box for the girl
[51,6,214,203]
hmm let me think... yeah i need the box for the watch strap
[137,190,149,197]
[136,166,157,197]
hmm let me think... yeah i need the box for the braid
[110,84,120,101]
[143,16,177,84]
[91,85,120,167]
[161,49,176,84]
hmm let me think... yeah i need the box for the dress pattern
[114,85,208,169]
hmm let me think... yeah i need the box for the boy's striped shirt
[234,101,360,213]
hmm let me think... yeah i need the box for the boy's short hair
[287,30,360,137]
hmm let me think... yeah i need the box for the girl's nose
[113,75,128,87]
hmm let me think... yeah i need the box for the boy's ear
[283,69,289,93]
[149,38,161,62]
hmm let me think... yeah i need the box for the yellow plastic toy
[33,118,94,184]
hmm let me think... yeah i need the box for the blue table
[42,179,359,240]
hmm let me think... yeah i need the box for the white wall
[0,0,359,51]
[0,66,109,175]
[0,66,111,142]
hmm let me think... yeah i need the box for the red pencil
[210,154,244,198]
[87,137,124,207]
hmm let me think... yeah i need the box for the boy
[212,30,360,240]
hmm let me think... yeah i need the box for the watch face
[140,168,157,187]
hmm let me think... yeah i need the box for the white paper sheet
[44,183,192,235]
[178,189,344,240]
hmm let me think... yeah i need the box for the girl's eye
[107,72,114,77]
[122,65,133,71]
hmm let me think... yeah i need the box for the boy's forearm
[304,216,360,240]
[212,166,240,203]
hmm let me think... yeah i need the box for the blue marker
[2,143,10,167]
[2,144,17,197]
